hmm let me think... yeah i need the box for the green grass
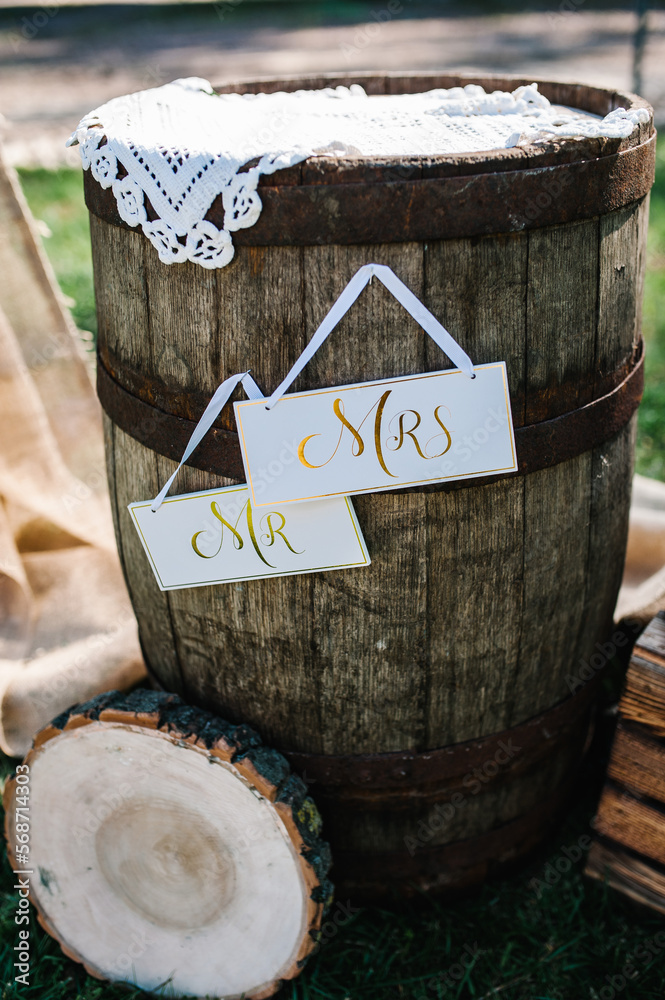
[637,140,665,480]
[5,151,665,998]
[17,167,96,337]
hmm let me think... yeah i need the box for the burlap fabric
[0,150,145,757]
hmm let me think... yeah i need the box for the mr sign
[129,485,370,590]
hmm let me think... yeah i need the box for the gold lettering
[298,390,396,477]
[386,409,428,459]
[245,499,275,567]
[334,397,366,457]
[260,512,303,554]
[192,500,303,567]
[425,405,453,458]
[373,390,395,477]
[297,397,364,469]
[297,425,344,469]
[191,500,244,558]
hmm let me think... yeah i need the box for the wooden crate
[586,611,665,914]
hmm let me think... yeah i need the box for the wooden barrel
[89,73,654,898]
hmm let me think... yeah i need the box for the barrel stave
[99,203,645,751]
[104,418,184,694]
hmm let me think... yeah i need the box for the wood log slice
[3,689,332,999]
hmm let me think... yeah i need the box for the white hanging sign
[235,264,517,507]
[236,363,515,506]
[129,485,370,591]
[130,370,370,589]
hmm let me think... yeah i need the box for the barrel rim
[211,71,654,177]
[83,73,655,244]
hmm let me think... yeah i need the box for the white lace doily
[67,78,650,270]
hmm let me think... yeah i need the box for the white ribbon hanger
[264,263,476,411]
[151,371,263,512]
[151,265,475,510]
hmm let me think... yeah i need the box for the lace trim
[68,78,650,270]
[75,122,300,268]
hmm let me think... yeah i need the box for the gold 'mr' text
[191,499,302,567]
